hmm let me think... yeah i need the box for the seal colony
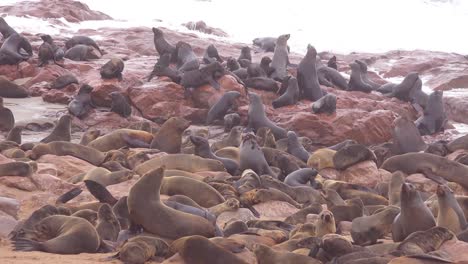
[0,3,466,264]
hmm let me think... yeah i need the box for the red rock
[89,79,126,107]
[42,89,74,104]
[0,197,20,219]
[0,0,112,23]
[216,208,256,227]
[253,201,299,221]
[30,173,78,195]
[338,161,382,188]
[182,21,229,37]
[36,155,96,180]
[0,176,37,192]
[73,111,150,132]
[444,97,468,124]
[24,65,70,88]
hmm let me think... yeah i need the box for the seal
[152,27,175,60]
[109,92,131,117]
[135,153,225,175]
[247,92,288,139]
[241,188,301,208]
[68,84,94,118]
[79,167,133,186]
[0,97,14,131]
[95,203,120,241]
[392,226,454,256]
[347,62,373,93]
[247,56,273,78]
[0,17,17,39]
[190,135,239,175]
[447,133,468,152]
[224,113,241,133]
[311,93,337,114]
[351,205,400,245]
[272,76,299,109]
[256,127,276,148]
[0,77,28,98]
[150,117,190,153]
[40,114,71,143]
[175,41,199,72]
[64,44,100,61]
[79,129,101,145]
[239,132,276,177]
[203,44,223,64]
[286,131,310,163]
[39,35,64,61]
[71,209,98,225]
[284,168,318,187]
[388,171,405,206]
[270,34,290,81]
[253,243,321,264]
[355,59,381,90]
[386,72,420,101]
[297,45,323,101]
[206,91,241,124]
[128,167,215,239]
[180,61,225,97]
[392,183,436,242]
[415,90,447,136]
[238,46,252,63]
[29,142,106,166]
[317,65,349,90]
[38,35,63,67]
[244,77,280,92]
[12,215,100,254]
[147,53,181,83]
[252,37,277,52]
[327,55,338,70]
[0,161,34,177]
[113,235,169,264]
[381,152,468,189]
[0,33,32,65]
[316,209,337,237]
[6,126,23,144]
[211,126,243,151]
[435,184,467,234]
[223,220,248,237]
[333,144,376,170]
[161,175,225,207]
[391,116,426,154]
[65,36,102,55]
[50,74,79,89]
[284,204,322,225]
[171,235,248,264]
[100,58,124,81]
[87,128,153,152]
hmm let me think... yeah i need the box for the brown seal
[65,36,103,55]
[347,62,373,93]
[79,129,101,145]
[256,127,277,148]
[316,209,337,237]
[272,76,300,109]
[247,92,287,139]
[109,92,131,118]
[351,205,400,245]
[392,183,436,242]
[206,91,241,124]
[0,33,32,65]
[388,171,405,206]
[333,144,376,170]
[239,132,276,177]
[327,55,338,70]
[79,167,133,186]
[0,77,28,98]
[392,226,454,256]
[50,74,79,89]
[307,148,336,170]
[68,84,94,118]
[87,129,153,152]
[114,235,169,264]
[71,209,98,225]
[95,203,120,241]
[284,204,322,225]
[135,153,226,175]
[270,34,290,81]
[11,215,100,254]
[211,126,242,151]
[6,126,22,144]
[297,44,323,101]
[224,113,241,132]
[152,27,175,60]
[64,44,100,61]
[436,184,467,234]
[0,17,17,39]
[392,116,426,154]
[0,97,14,131]
[127,167,215,239]
[29,142,106,166]
[415,90,447,136]
[0,161,34,177]
[254,243,321,264]
[40,114,71,143]
[240,188,301,208]
[311,93,337,114]
[150,117,190,153]
[100,57,124,80]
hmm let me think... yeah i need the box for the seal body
[415,90,447,135]
[0,33,32,65]
[110,92,131,117]
[175,41,199,72]
[270,34,290,81]
[51,74,79,89]
[40,115,71,143]
[203,44,223,64]
[150,117,190,153]
[68,84,93,118]
[0,97,14,131]
[206,91,240,124]
[65,36,102,55]
[190,135,239,175]
[297,45,323,101]
[286,131,310,162]
[152,27,175,60]
[392,117,426,154]
[347,62,373,93]
[312,93,337,114]
[436,184,467,234]
[65,44,99,61]
[100,58,124,80]
[239,133,275,177]
[272,76,299,109]
[247,93,287,139]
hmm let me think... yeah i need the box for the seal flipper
[12,238,43,252]
[84,180,118,205]
[56,187,82,204]
[419,168,447,185]
[121,133,150,148]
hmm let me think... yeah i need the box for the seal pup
[40,114,71,143]
[247,56,273,78]
[180,61,225,98]
[270,34,290,81]
[239,132,276,177]
[100,58,124,81]
[286,131,310,162]
[351,206,400,245]
[206,91,241,124]
[0,17,17,39]
[6,126,23,144]
[238,46,252,64]
[64,44,99,61]
[297,45,323,101]
[253,243,321,264]
[224,113,241,132]
[150,117,190,153]
[327,55,338,70]
[247,92,287,139]
[128,167,215,239]
[147,53,181,83]
[79,129,101,146]
[38,35,63,67]
[312,93,337,114]
[284,168,318,187]
[152,27,175,61]
[392,183,436,242]
[272,76,299,109]
[65,36,102,55]
[355,59,381,90]
[112,235,169,264]
[0,33,32,65]
[386,72,420,102]
[110,92,131,117]
[51,74,79,89]
[347,62,373,93]
[190,135,239,175]
[68,84,94,118]
[12,215,100,254]
[333,144,376,170]
[175,41,199,72]
[0,97,14,131]
[95,203,120,241]
[40,35,64,61]
[317,65,349,90]
[415,90,447,136]
[436,184,467,234]
[211,126,243,151]
[391,117,426,154]
[203,44,223,64]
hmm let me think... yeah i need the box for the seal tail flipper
[12,238,43,252]
[84,180,118,205]
[121,133,150,148]
[55,187,82,204]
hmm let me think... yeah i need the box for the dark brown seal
[206,91,241,124]
[272,76,299,109]
[152,27,176,61]
[40,114,71,143]
[64,44,99,61]
[100,58,124,81]
[65,36,102,55]
[270,34,290,81]
[239,132,276,177]
[0,33,32,65]
[109,92,131,117]
[95,203,120,241]
[68,84,94,118]
[0,77,28,98]
[247,92,287,139]
[114,235,169,264]
[311,93,337,114]
[0,97,14,131]
[297,44,323,101]
[347,62,372,93]
[150,117,190,153]
[50,74,79,89]
[415,90,447,136]
[6,126,23,144]
[391,116,426,154]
